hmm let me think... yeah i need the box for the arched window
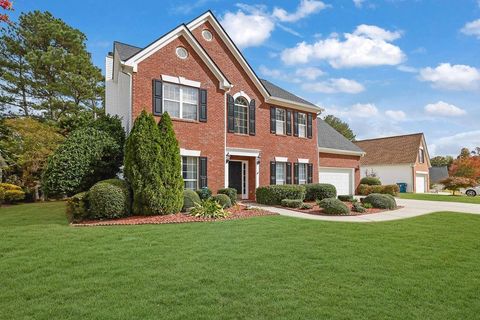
[234,97,248,134]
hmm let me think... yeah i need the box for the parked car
[465,186,480,197]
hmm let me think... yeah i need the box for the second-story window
[419,148,425,163]
[298,113,306,138]
[276,108,286,135]
[234,97,248,134]
[163,82,198,120]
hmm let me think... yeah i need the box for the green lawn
[399,192,480,204]
[1,202,479,319]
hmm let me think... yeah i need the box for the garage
[319,168,354,196]
[415,174,427,193]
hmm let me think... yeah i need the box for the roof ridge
[355,132,423,143]
[113,40,142,49]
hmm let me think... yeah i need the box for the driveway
[250,198,480,223]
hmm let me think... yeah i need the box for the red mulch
[286,201,401,216]
[73,204,277,227]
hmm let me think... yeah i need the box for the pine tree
[124,111,164,215]
[157,112,184,214]
[324,115,356,141]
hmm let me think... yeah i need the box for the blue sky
[10,0,480,156]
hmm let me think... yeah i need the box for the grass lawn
[1,202,479,319]
[399,192,480,204]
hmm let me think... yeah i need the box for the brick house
[106,11,363,199]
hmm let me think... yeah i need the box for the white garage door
[319,168,353,195]
[415,174,426,193]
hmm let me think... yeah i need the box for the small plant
[217,188,237,204]
[360,177,381,186]
[352,202,366,213]
[66,192,90,223]
[281,199,303,208]
[196,187,212,200]
[182,189,201,212]
[213,194,232,208]
[317,198,349,215]
[363,202,373,209]
[300,203,313,210]
[338,195,354,202]
[190,198,228,218]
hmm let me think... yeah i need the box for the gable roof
[429,166,449,184]
[261,79,317,108]
[114,41,142,61]
[354,133,426,166]
[317,119,365,155]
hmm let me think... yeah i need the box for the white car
[465,186,480,197]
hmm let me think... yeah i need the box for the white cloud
[397,65,417,73]
[351,103,378,117]
[353,0,365,8]
[272,0,328,22]
[424,101,467,117]
[221,10,275,48]
[295,67,324,80]
[418,63,480,91]
[281,25,405,67]
[430,130,480,156]
[302,78,365,93]
[461,19,480,39]
[385,110,407,120]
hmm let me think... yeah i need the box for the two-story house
[106,11,363,199]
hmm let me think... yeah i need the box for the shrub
[217,188,237,204]
[440,176,477,195]
[358,184,371,195]
[317,198,349,215]
[182,189,201,212]
[281,199,303,208]
[213,194,232,208]
[360,177,381,186]
[352,202,366,213]
[304,183,336,201]
[362,193,397,210]
[0,183,22,191]
[190,198,228,218]
[42,127,121,197]
[358,184,399,196]
[338,195,354,202]
[196,187,212,200]
[256,185,306,205]
[300,203,313,210]
[66,192,90,223]
[4,190,26,203]
[89,180,131,219]
[363,202,373,209]
[381,184,400,196]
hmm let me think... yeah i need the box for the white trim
[319,166,355,195]
[161,74,201,88]
[275,156,288,162]
[298,158,309,164]
[318,147,365,157]
[232,91,252,103]
[266,96,323,113]
[415,171,429,175]
[226,147,260,158]
[180,148,201,157]
[255,158,260,189]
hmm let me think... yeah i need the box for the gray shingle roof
[317,119,364,153]
[429,166,449,183]
[114,42,142,61]
[260,79,318,108]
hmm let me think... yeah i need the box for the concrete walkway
[248,198,480,223]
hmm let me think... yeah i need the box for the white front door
[415,174,426,193]
[319,168,353,195]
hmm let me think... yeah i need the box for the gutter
[318,147,366,157]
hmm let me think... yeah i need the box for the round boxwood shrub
[281,199,303,208]
[304,183,337,201]
[213,194,232,208]
[66,191,90,222]
[360,177,381,186]
[196,187,212,200]
[183,189,201,212]
[317,198,350,215]
[338,195,354,202]
[217,188,237,205]
[255,185,306,205]
[89,180,131,219]
[361,193,397,209]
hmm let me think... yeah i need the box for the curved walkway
[249,198,480,222]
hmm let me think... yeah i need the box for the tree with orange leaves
[0,0,13,24]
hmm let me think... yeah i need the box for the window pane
[234,104,248,134]
[276,109,285,135]
[182,157,198,190]
[183,103,197,120]
[164,83,180,101]
[298,113,306,137]
[185,181,197,190]
[164,100,180,118]
[299,164,307,184]
[182,87,198,104]
[276,162,285,185]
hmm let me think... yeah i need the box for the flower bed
[73,204,277,226]
[285,201,401,216]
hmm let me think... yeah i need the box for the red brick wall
[319,152,362,190]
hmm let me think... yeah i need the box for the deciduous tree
[440,176,477,195]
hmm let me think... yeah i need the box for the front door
[228,161,248,199]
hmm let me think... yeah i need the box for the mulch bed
[73,204,277,227]
[284,201,402,216]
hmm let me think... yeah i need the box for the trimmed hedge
[360,177,381,186]
[317,198,349,215]
[358,184,400,196]
[304,183,337,201]
[196,187,212,200]
[338,195,354,202]
[213,194,232,208]
[89,180,131,219]
[281,199,303,208]
[183,189,201,212]
[256,185,306,205]
[217,188,237,205]
[361,193,397,209]
[66,192,89,223]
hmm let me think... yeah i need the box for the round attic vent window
[202,29,213,41]
[176,46,188,59]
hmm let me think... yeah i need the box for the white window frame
[298,163,307,185]
[419,147,425,164]
[182,156,198,190]
[276,108,286,135]
[163,82,198,120]
[298,112,307,138]
[276,162,286,185]
[234,96,248,134]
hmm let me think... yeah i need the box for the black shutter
[227,94,234,133]
[270,161,276,185]
[286,162,292,184]
[294,163,299,184]
[307,163,313,184]
[293,111,298,137]
[153,79,162,115]
[307,113,313,139]
[270,106,276,134]
[199,157,208,188]
[286,110,292,136]
[182,157,187,180]
[199,89,207,122]
[249,99,256,135]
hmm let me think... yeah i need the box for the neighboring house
[354,133,431,193]
[317,119,365,195]
[105,11,359,199]
[429,166,449,184]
